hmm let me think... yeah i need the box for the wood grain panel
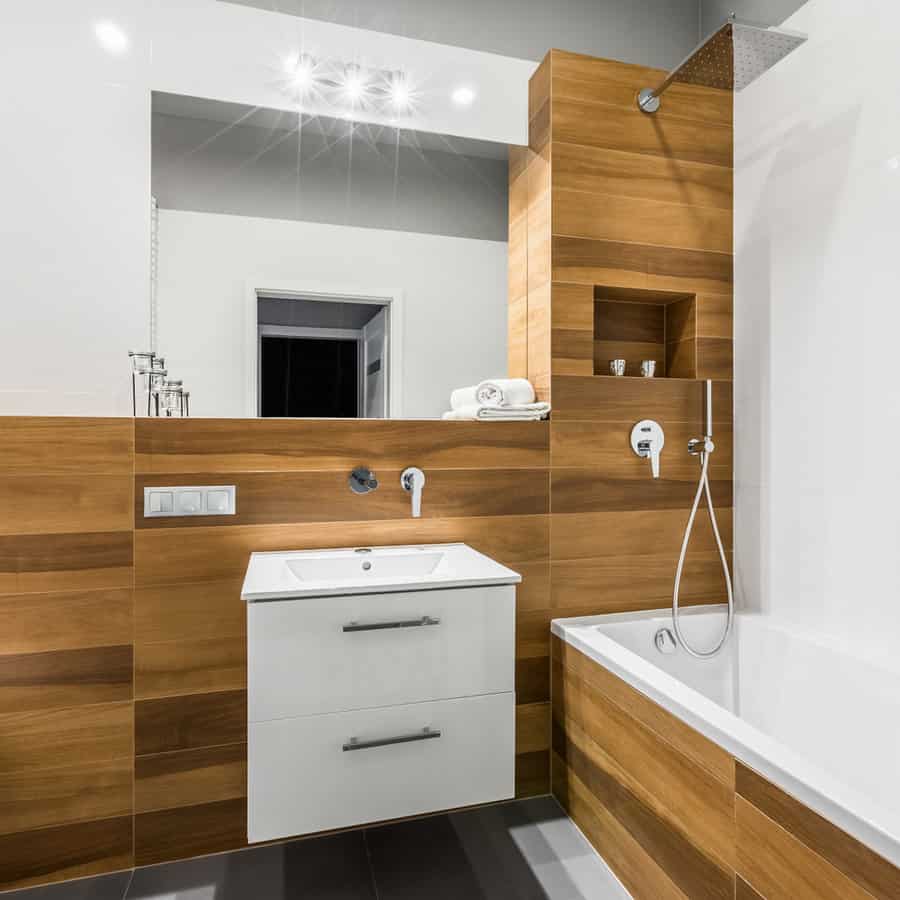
[551,552,731,611]
[551,469,732,513]
[135,419,549,474]
[0,645,132,712]
[0,702,132,773]
[552,236,733,295]
[595,300,665,343]
[508,296,528,379]
[135,743,246,814]
[549,50,732,126]
[553,97,732,169]
[515,750,550,799]
[736,763,900,899]
[134,690,247,756]
[736,797,873,900]
[134,579,244,645]
[552,375,732,424]
[554,189,732,254]
[550,509,733,564]
[552,637,734,787]
[135,636,246,699]
[697,337,734,380]
[554,721,732,900]
[551,420,733,478]
[667,338,697,380]
[0,531,133,594]
[697,295,733,339]
[0,757,132,836]
[515,701,550,756]
[134,468,549,529]
[554,755,690,900]
[134,515,549,587]
[551,282,594,331]
[516,656,550,705]
[0,815,132,891]
[514,562,551,613]
[0,588,132,655]
[736,877,765,900]
[552,142,732,211]
[0,476,132,536]
[553,662,735,872]
[135,798,246,866]
[0,418,133,475]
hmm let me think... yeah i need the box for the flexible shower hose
[671,442,734,658]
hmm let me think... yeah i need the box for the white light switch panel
[143,485,236,518]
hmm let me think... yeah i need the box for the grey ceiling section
[700,0,807,36]
[258,297,381,329]
[224,0,702,69]
[151,95,508,242]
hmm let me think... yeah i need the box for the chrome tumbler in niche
[609,359,626,377]
[641,360,657,378]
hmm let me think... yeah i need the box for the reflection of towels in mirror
[442,402,550,421]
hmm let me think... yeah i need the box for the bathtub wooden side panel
[550,637,900,900]
[551,636,734,900]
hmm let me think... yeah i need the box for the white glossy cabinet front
[248,692,514,842]
[247,584,514,721]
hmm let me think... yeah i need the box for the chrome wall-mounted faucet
[630,420,665,479]
[401,467,426,517]
[349,467,379,494]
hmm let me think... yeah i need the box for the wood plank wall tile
[551,637,900,899]
[0,417,135,891]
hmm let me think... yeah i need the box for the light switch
[179,491,202,514]
[207,490,230,514]
[144,485,235,518]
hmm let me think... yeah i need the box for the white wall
[734,0,900,654]
[157,210,507,418]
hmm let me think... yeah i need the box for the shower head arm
[637,15,806,114]
[638,19,735,113]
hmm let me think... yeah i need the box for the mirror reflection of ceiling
[152,93,509,242]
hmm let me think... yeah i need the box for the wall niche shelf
[593,285,697,380]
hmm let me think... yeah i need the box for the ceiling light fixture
[342,64,368,105]
[289,54,317,94]
[451,86,476,107]
[389,73,411,112]
[94,21,129,55]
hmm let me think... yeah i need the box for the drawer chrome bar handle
[342,615,440,633]
[343,727,442,752]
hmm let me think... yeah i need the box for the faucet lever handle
[630,420,665,480]
[401,467,426,518]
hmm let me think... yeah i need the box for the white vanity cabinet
[242,543,519,843]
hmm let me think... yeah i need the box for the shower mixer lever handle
[630,420,665,479]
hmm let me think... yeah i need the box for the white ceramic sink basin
[242,543,520,601]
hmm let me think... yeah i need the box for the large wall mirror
[151,93,515,420]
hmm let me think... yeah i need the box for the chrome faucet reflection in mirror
[128,351,191,416]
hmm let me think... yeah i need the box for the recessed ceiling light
[342,65,368,104]
[289,54,317,93]
[94,21,129,55]
[390,74,411,112]
[451,86,476,107]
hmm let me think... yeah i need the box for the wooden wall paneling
[509,145,529,380]
[0,417,136,891]
[134,418,550,474]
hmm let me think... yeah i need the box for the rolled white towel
[450,385,479,410]
[442,402,550,421]
[475,378,535,407]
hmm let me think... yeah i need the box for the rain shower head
[637,15,806,113]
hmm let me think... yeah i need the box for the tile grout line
[120,867,136,900]
[361,829,381,900]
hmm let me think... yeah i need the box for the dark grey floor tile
[125,832,376,900]
[365,814,498,900]
[0,871,132,900]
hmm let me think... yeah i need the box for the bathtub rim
[551,606,900,870]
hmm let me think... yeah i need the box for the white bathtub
[551,607,900,868]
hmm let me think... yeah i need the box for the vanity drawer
[248,691,514,842]
[247,584,514,721]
